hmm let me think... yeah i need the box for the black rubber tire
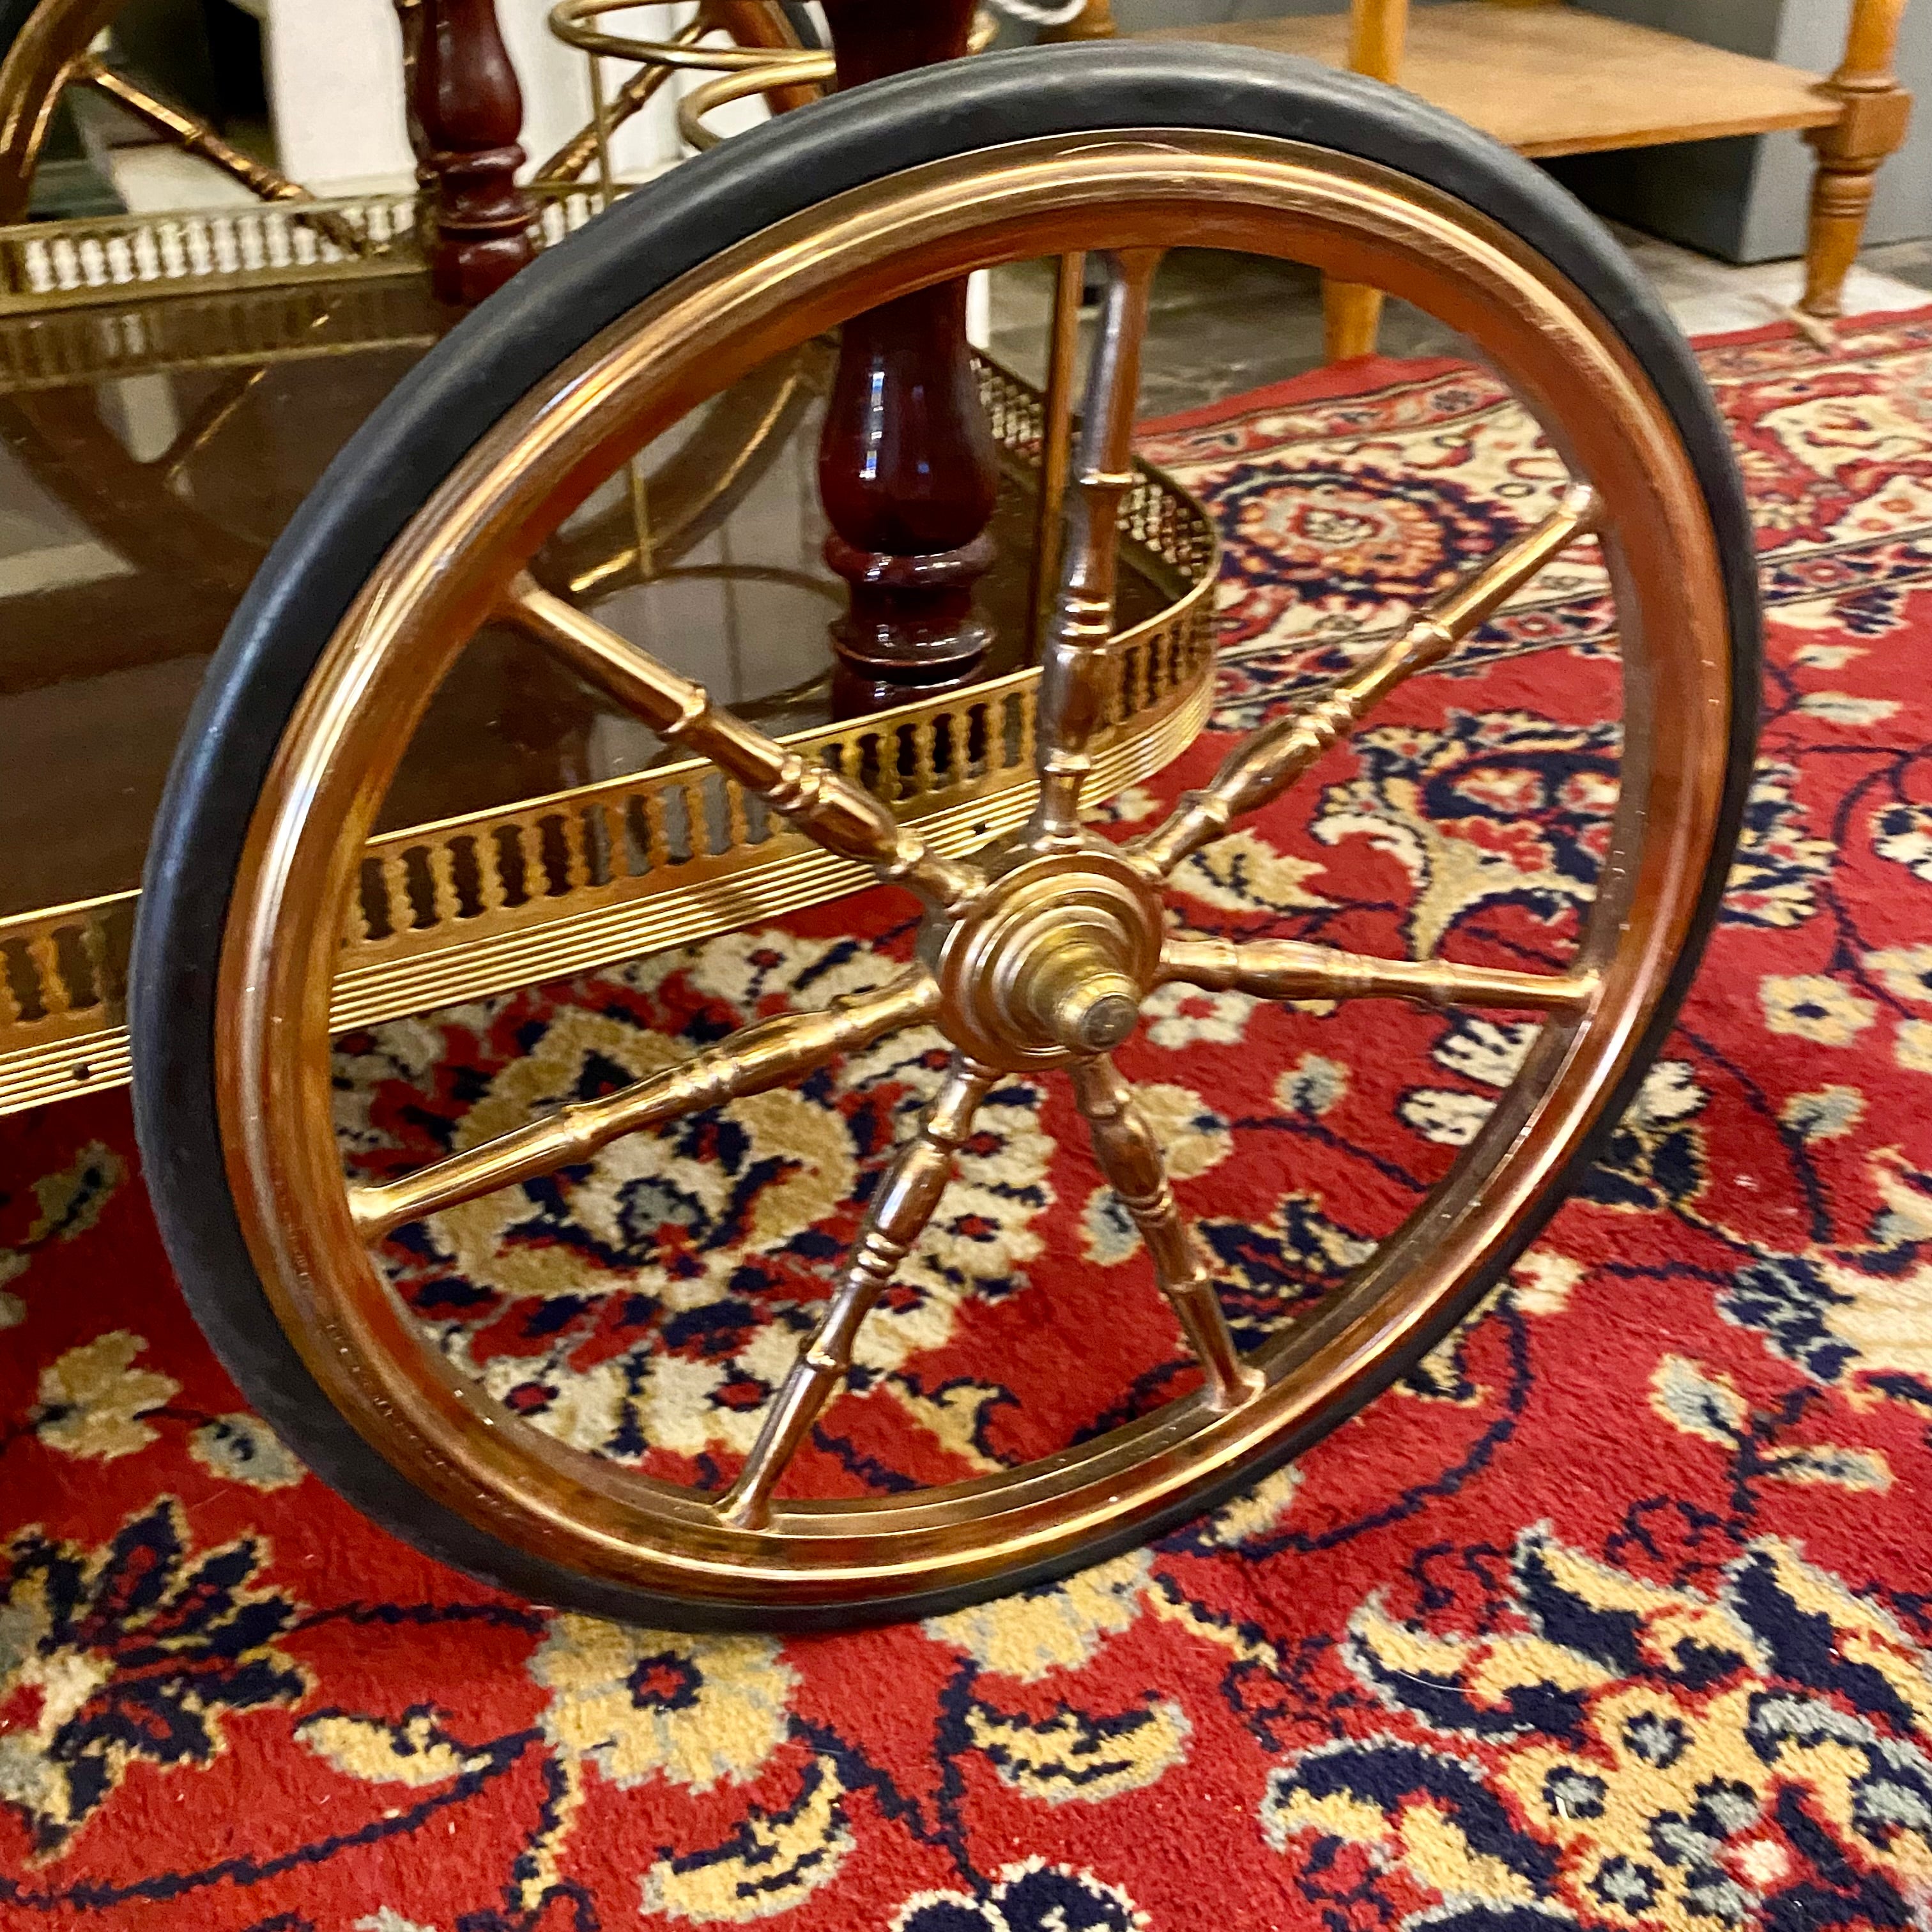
[131,42,1763,1629]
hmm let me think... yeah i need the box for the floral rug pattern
[5,307,1932,1929]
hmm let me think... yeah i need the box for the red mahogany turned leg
[817,0,1001,712]
[408,0,538,305]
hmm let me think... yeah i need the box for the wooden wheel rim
[216,132,1731,1609]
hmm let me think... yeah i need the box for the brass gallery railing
[0,182,616,314]
[0,360,1220,1114]
[0,273,440,388]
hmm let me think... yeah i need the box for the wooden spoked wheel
[132,46,1759,1628]
[0,0,310,222]
[3,0,142,220]
[0,0,816,217]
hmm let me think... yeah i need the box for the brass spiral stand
[543,0,817,190]
[672,13,999,154]
[541,1,997,176]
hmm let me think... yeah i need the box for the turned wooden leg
[1322,282,1386,362]
[708,0,822,112]
[1322,0,1409,362]
[1800,0,1913,326]
[408,0,537,306]
[817,0,1000,712]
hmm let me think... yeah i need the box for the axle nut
[932,849,1163,1067]
[1039,967,1140,1054]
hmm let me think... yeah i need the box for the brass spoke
[1131,483,1601,878]
[1071,1057,1261,1413]
[505,578,980,910]
[75,57,309,208]
[1027,248,1163,845]
[1160,935,1597,1015]
[73,57,368,257]
[716,1055,997,1530]
[349,969,937,1239]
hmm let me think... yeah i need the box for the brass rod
[1027,249,1085,654]
[548,0,794,69]
[1028,247,1163,845]
[503,579,983,909]
[1132,482,1600,877]
[73,57,370,258]
[716,1054,997,1529]
[533,17,698,183]
[585,36,618,213]
[1158,935,1597,1014]
[73,57,307,204]
[675,53,831,151]
[349,968,938,1238]
[1429,481,1600,636]
[1071,1057,1260,1411]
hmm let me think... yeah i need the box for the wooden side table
[1098,0,1913,357]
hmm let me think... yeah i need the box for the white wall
[262,0,747,196]
[263,0,413,191]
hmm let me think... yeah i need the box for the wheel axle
[922,843,1163,1071]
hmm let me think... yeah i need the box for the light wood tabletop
[1136,3,1838,159]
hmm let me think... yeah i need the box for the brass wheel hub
[923,845,1163,1070]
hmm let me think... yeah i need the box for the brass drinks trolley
[3,2,1759,1627]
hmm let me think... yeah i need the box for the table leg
[1042,0,1117,40]
[817,0,1000,714]
[405,0,537,306]
[1322,0,1409,361]
[1800,0,1913,328]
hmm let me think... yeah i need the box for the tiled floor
[986,226,1932,420]
[1616,225,1932,337]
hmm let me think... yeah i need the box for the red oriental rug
[7,307,1932,1932]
